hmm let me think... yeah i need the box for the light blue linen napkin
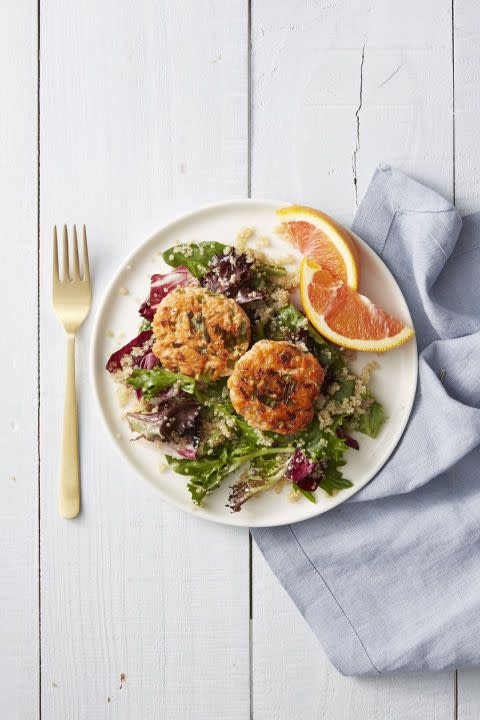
[253,165,480,675]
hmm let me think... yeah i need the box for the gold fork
[52,225,91,518]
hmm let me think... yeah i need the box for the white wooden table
[2,1,480,717]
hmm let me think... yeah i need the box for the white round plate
[91,199,417,527]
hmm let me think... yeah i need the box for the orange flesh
[308,269,405,340]
[286,221,349,283]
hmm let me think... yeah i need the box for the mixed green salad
[106,239,385,512]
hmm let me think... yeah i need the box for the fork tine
[72,225,81,280]
[62,225,70,281]
[53,226,59,282]
[82,225,90,283]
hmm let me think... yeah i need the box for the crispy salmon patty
[152,287,250,380]
[227,340,324,435]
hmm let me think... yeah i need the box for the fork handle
[59,333,80,518]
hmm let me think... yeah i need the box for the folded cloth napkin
[253,165,480,675]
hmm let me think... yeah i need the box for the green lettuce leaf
[167,451,230,505]
[227,453,291,511]
[266,303,307,336]
[292,484,317,504]
[295,417,347,462]
[162,241,226,278]
[139,318,152,332]
[318,461,353,495]
[355,399,386,438]
[333,378,355,401]
[127,367,199,400]
[266,304,343,371]
[168,445,293,506]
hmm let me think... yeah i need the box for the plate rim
[90,197,418,527]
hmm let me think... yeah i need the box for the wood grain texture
[453,0,480,213]
[251,0,453,225]
[0,2,39,718]
[4,0,476,716]
[253,548,455,720]
[251,1,455,716]
[454,1,480,715]
[40,2,249,718]
[457,669,480,720]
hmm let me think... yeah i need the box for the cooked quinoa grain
[236,227,255,249]
[255,235,271,248]
[316,361,379,431]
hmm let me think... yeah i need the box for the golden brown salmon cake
[152,287,250,380]
[227,339,324,435]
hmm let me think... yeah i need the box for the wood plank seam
[248,3,254,719]
[37,1,42,718]
[452,0,456,206]
[451,1,458,711]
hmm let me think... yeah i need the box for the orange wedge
[300,258,414,352]
[277,205,359,288]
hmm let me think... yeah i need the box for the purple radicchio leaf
[127,395,201,459]
[134,351,161,399]
[286,449,328,492]
[176,445,197,460]
[336,425,360,450]
[286,449,316,483]
[234,285,263,304]
[135,377,182,404]
[132,435,198,460]
[106,330,153,374]
[138,351,160,370]
[200,249,263,304]
[139,265,194,320]
[149,385,182,402]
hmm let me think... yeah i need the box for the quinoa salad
[105,229,385,512]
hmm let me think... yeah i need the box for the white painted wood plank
[453,1,480,213]
[457,669,480,720]
[253,548,454,720]
[251,0,454,226]
[251,1,455,717]
[40,2,249,719]
[0,2,39,718]
[454,2,480,716]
